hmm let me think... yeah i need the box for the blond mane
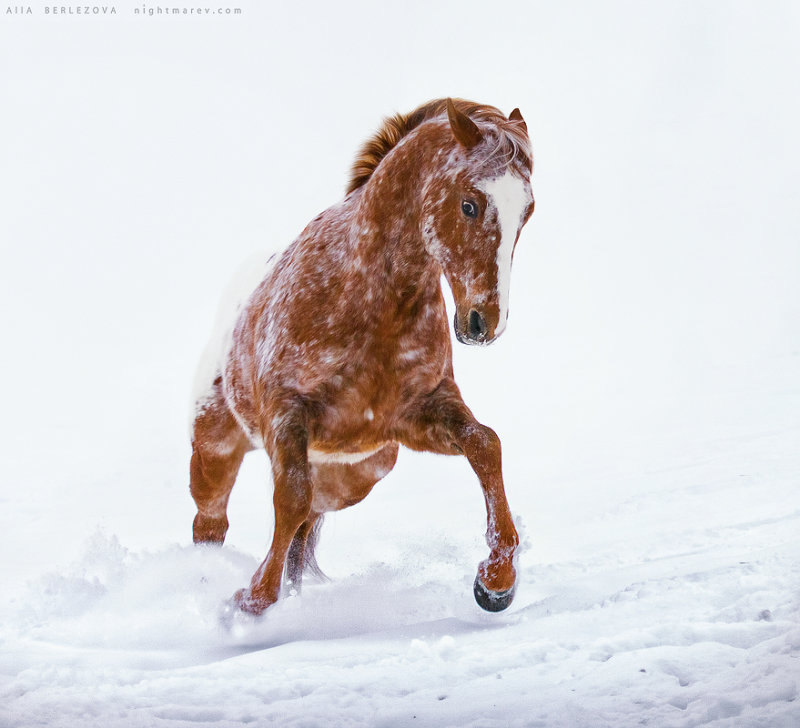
[346,98,531,194]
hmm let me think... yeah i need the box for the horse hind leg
[233,438,399,614]
[190,379,252,544]
[285,514,326,593]
[283,444,399,594]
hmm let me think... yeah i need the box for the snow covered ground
[1,2,799,726]
[1,351,798,728]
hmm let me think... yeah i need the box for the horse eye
[461,200,478,218]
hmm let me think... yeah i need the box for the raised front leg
[231,400,313,615]
[398,379,519,611]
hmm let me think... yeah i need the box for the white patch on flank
[189,252,278,437]
[480,171,529,336]
[307,446,382,465]
[364,408,374,422]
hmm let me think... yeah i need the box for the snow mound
[4,531,507,667]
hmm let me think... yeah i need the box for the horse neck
[349,136,443,300]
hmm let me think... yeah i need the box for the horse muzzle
[453,308,499,346]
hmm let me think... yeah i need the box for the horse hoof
[226,588,272,617]
[473,575,516,612]
[219,589,274,630]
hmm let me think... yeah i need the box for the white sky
[0,0,798,553]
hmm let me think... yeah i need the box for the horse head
[420,99,535,345]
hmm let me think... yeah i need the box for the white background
[1,2,798,726]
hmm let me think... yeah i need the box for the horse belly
[308,443,399,513]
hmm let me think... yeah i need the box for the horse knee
[461,423,502,474]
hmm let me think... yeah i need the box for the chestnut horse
[190,98,534,616]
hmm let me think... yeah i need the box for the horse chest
[309,329,447,441]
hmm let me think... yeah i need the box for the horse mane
[346,98,532,194]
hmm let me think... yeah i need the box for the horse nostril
[468,309,488,340]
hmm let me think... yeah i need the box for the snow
[1,1,799,726]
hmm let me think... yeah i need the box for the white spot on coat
[307,446,383,465]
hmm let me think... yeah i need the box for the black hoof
[473,575,516,612]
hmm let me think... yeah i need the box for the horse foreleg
[232,403,313,615]
[399,380,519,612]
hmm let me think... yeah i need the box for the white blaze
[481,172,529,336]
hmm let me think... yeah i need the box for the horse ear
[509,107,527,133]
[447,98,483,149]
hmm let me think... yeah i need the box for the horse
[189,98,535,616]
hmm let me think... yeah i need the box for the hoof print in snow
[473,575,516,612]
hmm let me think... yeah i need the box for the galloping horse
[190,98,535,615]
